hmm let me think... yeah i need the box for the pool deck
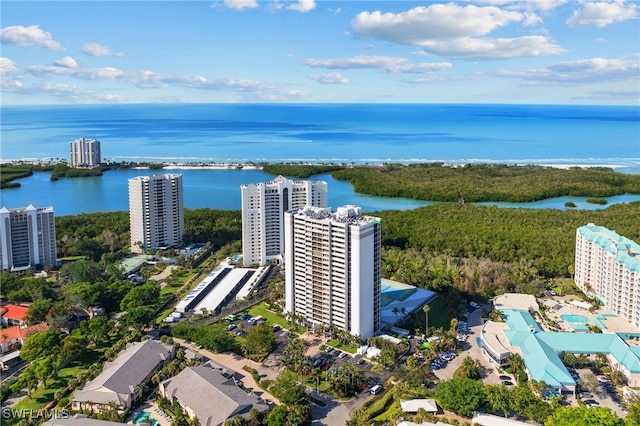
[128,401,171,426]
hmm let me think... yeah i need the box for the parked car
[338,352,347,359]
[583,399,598,406]
[499,375,512,381]
[502,381,514,386]
[227,323,237,330]
[579,392,593,399]
[356,358,365,365]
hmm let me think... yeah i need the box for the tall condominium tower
[0,204,57,271]
[240,176,327,266]
[69,138,102,168]
[575,223,640,328]
[129,174,184,254]
[284,205,381,340]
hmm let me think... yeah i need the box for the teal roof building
[499,309,640,390]
[575,223,640,329]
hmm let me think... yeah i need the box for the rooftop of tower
[578,223,640,272]
[293,205,380,226]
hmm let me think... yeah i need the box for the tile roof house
[0,304,29,327]
[72,339,174,413]
[159,361,270,426]
[0,323,48,355]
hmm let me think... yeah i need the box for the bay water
[1,103,639,215]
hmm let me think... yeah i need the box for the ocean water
[2,103,640,216]
[2,103,639,171]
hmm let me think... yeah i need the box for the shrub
[260,379,272,389]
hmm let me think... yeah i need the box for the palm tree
[423,304,431,337]
[392,307,399,318]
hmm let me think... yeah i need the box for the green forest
[332,163,640,202]
[258,163,640,202]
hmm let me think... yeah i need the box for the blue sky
[1,0,639,105]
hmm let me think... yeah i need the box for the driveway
[432,305,503,385]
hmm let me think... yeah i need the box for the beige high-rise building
[240,176,327,266]
[0,204,57,271]
[129,174,184,254]
[69,138,101,168]
[575,223,640,328]
[284,205,381,340]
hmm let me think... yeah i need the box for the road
[431,304,504,385]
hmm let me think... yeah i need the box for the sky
[1,0,639,105]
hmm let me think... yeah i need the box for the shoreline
[2,158,638,172]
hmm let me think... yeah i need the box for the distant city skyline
[1,0,639,105]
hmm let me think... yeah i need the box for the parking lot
[575,368,627,417]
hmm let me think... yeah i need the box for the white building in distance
[69,138,101,168]
[129,174,184,254]
[0,204,57,271]
[575,223,640,328]
[284,205,381,340]
[240,175,327,266]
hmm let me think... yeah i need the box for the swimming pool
[133,411,158,426]
[561,314,590,323]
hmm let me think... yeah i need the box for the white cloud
[28,64,127,81]
[303,55,452,74]
[548,57,638,75]
[567,0,638,27]
[303,55,407,69]
[0,57,20,75]
[1,80,130,103]
[54,56,77,68]
[82,42,124,57]
[387,62,452,73]
[351,3,564,60]
[285,0,316,13]
[421,35,566,60]
[471,0,567,11]
[308,72,349,84]
[495,57,639,83]
[352,4,524,43]
[0,25,62,50]
[224,0,259,10]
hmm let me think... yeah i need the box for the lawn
[14,348,104,411]
[248,303,290,329]
[398,295,451,336]
[326,339,357,354]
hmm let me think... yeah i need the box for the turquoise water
[561,314,590,323]
[133,412,157,426]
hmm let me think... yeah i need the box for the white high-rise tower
[0,204,57,271]
[240,176,327,266]
[70,138,102,168]
[284,205,381,340]
[129,174,184,254]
